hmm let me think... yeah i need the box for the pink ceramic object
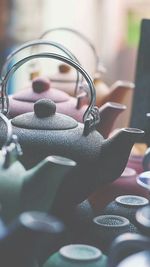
[49,63,83,97]
[89,166,149,214]
[97,102,126,138]
[127,155,144,174]
[8,76,126,137]
[94,80,134,107]
[8,76,88,120]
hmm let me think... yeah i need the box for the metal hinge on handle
[0,79,9,115]
[0,113,22,169]
[83,106,100,136]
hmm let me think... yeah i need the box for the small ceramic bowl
[43,244,108,267]
[92,215,138,252]
[103,195,149,224]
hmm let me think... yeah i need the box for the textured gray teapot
[0,52,144,216]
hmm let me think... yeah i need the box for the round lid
[116,195,149,207]
[11,99,78,130]
[13,76,70,103]
[93,215,130,228]
[59,244,102,261]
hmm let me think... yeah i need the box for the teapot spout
[100,128,144,184]
[109,80,134,104]
[21,155,76,212]
[96,102,126,137]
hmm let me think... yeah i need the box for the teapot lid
[11,99,78,130]
[13,76,70,103]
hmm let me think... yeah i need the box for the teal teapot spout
[21,155,76,214]
[0,52,144,216]
[0,113,76,223]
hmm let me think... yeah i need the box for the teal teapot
[0,113,76,223]
[0,52,144,216]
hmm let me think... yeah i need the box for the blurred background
[0,0,150,125]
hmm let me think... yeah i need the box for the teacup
[103,195,149,224]
[92,215,138,252]
[43,244,107,267]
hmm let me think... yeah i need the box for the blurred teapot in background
[0,52,144,220]
[39,27,106,99]
[39,27,134,108]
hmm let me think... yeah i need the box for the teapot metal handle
[108,233,150,267]
[1,39,83,96]
[0,52,100,135]
[39,27,106,75]
[0,113,22,168]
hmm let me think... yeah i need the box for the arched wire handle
[0,53,100,135]
[39,27,106,74]
[0,113,22,168]
[0,39,83,97]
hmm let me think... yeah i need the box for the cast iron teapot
[0,211,65,267]
[0,52,144,216]
[40,27,133,108]
[0,112,76,223]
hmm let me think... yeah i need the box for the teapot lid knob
[58,64,71,73]
[32,77,50,93]
[34,99,56,118]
